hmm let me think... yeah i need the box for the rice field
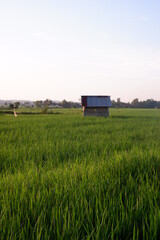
[1,108,160,239]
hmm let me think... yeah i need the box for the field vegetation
[0,109,160,239]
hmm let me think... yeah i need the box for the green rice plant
[0,109,160,239]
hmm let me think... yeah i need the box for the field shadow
[111,115,156,120]
[0,111,63,115]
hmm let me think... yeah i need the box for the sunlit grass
[0,109,160,239]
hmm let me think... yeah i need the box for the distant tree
[111,98,131,108]
[145,99,157,108]
[9,103,14,109]
[111,100,116,108]
[44,99,52,107]
[131,98,139,107]
[157,101,160,108]
[23,101,31,108]
[109,98,160,109]
[58,100,81,108]
[14,102,20,109]
[117,98,121,103]
[117,98,121,108]
[73,102,81,108]
[35,100,43,108]
[61,100,68,108]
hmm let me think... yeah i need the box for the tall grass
[0,109,160,239]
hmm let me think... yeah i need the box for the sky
[0,0,160,102]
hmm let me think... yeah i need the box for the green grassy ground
[0,109,160,239]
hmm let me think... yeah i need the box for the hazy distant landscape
[0,98,160,110]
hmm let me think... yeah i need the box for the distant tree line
[9,102,21,109]
[112,98,160,108]
[2,98,160,109]
[34,99,81,108]
[1,99,81,109]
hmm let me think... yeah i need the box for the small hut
[81,95,112,117]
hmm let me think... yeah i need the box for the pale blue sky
[0,0,160,102]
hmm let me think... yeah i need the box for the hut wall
[83,107,109,117]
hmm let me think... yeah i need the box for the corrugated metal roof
[81,96,112,107]
[81,95,110,97]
